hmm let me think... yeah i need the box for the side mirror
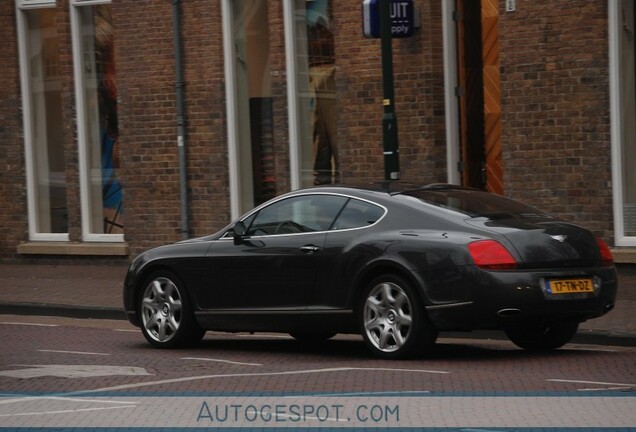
[233,221,246,245]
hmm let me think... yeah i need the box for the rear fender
[350,258,432,311]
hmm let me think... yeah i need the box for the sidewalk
[0,262,634,346]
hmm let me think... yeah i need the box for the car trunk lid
[467,217,601,268]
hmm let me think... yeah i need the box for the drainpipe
[172,0,189,239]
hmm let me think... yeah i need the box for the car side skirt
[194,309,357,334]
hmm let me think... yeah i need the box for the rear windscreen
[398,189,553,219]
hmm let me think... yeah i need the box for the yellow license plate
[548,278,594,294]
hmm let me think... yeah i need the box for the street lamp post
[380,0,400,181]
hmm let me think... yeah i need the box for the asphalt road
[1,315,635,429]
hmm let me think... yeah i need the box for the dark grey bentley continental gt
[123,184,617,359]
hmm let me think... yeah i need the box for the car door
[198,194,347,310]
[316,198,388,309]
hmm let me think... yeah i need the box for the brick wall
[0,0,619,261]
[178,1,229,240]
[499,1,613,239]
[0,3,25,259]
[334,1,448,184]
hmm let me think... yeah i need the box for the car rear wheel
[504,321,579,350]
[139,271,205,348]
[359,275,437,359]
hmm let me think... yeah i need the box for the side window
[332,199,384,230]
[247,195,347,236]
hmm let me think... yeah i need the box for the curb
[0,302,126,321]
[444,329,636,348]
[573,329,636,347]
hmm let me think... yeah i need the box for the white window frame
[16,0,69,241]
[283,0,302,192]
[17,0,55,9]
[609,0,636,247]
[442,0,461,186]
[221,0,243,220]
[70,0,123,242]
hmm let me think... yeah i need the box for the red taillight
[596,237,614,266]
[468,240,517,270]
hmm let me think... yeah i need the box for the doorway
[610,0,636,245]
[455,0,503,194]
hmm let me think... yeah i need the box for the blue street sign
[362,0,415,39]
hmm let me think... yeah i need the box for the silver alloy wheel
[363,281,413,353]
[141,276,182,343]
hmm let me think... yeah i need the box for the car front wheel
[359,275,437,359]
[139,271,205,348]
[505,321,579,350]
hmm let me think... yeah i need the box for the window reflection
[295,0,338,186]
[25,8,68,234]
[78,4,123,235]
[232,0,277,210]
[621,0,636,235]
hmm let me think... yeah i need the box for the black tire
[289,332,337,342]
[358,274,438,359]
[138,270,205,348]
[505,321,579,350]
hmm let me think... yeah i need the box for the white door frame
[609,0,636,246]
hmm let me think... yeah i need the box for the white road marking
[0,322,58,327]
[578,386,633,392]
[38,350,110,356]
[548,378,635,389]
[0,395,139,420]
[567,346,618,352]
[113,329,138,333]
[0,396,138,406]
[181,357,262,367]
[304,390,431,396]
[0,404,137,418]
[58,366,451,395]
[44,396,138,405]
[0,365,152,379]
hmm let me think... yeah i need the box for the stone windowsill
[611,248,636,265]
[17,242,129,256]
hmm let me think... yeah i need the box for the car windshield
[398,188,553,219]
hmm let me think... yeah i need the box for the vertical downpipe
[172,0,189,239]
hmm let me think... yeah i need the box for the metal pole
[380,0,400,181]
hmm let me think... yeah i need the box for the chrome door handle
[300,245,321,254]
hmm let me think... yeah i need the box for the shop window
[17,4,68,239]
[17,0,122,243]
[611,0,636,245]
[225,0,277,216]
[72,2,123,240]
[620,0,636,237]
[289,0,338,187]
[224,0,337,218]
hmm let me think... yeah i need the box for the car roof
[290,182,474,197]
